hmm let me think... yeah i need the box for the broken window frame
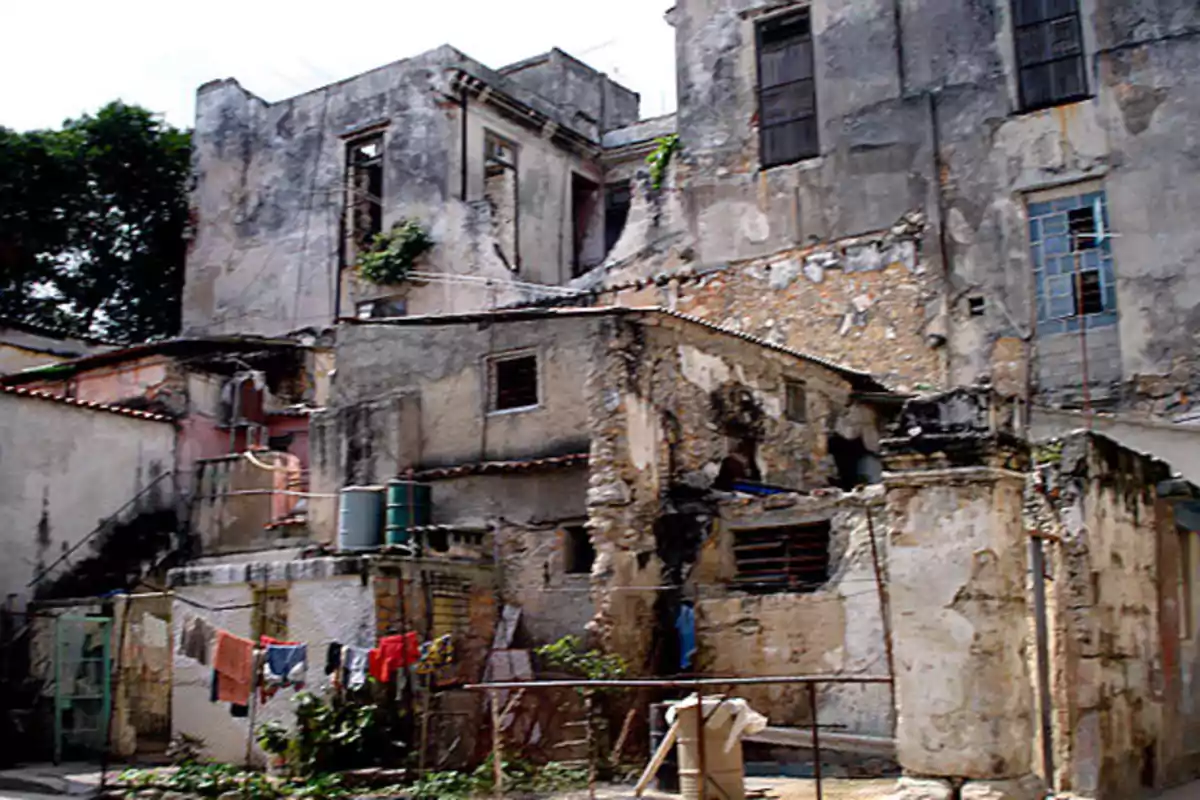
[484,130,521,272]
[562,523,595,576]
[755,7,820,169]
[604,181,632,257]
[731,521,832,595]
[571,173,603,278]
[486,349,540,414]
[355,296,407,320]
[1028,187,1117,336]
[1012,0,1089,112]
[343,133,385,269]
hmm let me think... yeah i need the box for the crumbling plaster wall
[646,0,1200,413]
[0,394,175,606]
[499,48,641,134]
[693,491,893,734]
[185,45,616,337]
[584,313,883,671]
[1034,432,1187,797]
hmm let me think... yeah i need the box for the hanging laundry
[179,616,215,666]
[261,643,307,702]
[213,630,255,706]
[344,646,370,690]
[325,642,343,676]
[372,632,421,683]
[415,634,455,675]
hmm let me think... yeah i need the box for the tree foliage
[0,102,191,342]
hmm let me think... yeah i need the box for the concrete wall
[635,0,1200,414]
[500,49,641,134]
[184,45,627,338]
[695,491,893,734]
[0,392,175,606]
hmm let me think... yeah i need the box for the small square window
[489,353,538,412]
[1068,206,1098,251]
[1075,270,1104,315]
[252,586,288,641]
[563,525,595,575]
[968,296,987,316]
[785,380,807,423]
[733,522,831,594]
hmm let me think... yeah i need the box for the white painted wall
[0,393,175,606]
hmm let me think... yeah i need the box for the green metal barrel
[386,480,432,544]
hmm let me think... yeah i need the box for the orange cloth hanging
[369,632,421,683]
[213,630,255,705]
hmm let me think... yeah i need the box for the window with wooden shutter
[756,9,818,168]
[732,522,831,594]
[1012,0,1088,111]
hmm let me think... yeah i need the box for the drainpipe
[460,87,470,202]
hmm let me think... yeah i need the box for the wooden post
[585,689,597,800]
[808,682,822,800]
[694,685,706,800]
[490,689,504,797]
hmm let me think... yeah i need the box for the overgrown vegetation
[408,757,588,800]
[358,219,434,285]
[645,133,680,191]
[256,691,393,777]
[535,634,628,687]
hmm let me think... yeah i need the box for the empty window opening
[1013,0,1087,111]
[572,174,603,278]
[756,9,818,168]
[252,586,288,641]
[345,135,384,267]
[829,434,871,491]
[785,380,807,423]
[1028,188,1117,334]
[484,132,519,271]
[733,522,831,594]
[489,353,538,412]
[563,525,595,575]
[604,181,632,257]
[968,296,987,316]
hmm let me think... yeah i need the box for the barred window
[757,9,818,168]
[1012,0,1088,111]
[733,522,831,594]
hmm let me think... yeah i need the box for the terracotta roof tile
[413,452,589,480]
[0,385,174,423]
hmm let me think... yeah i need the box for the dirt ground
[546,777,898,800]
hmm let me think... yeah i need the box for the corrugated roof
[342,306,890,392]
[1,385,174,423]
[413,452,589,481]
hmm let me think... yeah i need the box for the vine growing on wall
[358,219,434,285]
[645,134,680,191]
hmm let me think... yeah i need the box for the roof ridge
[1,385,174,423]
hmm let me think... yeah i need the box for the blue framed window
[1028,189,1118,336]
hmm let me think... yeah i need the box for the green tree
[0,102,191,342]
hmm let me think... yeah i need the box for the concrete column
[881,388,1041,800]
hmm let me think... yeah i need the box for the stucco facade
[0,389,176,605]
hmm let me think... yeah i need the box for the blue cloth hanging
[676,604,697,671]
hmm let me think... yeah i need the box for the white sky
[1,0,678,132]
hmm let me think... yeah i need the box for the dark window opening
[356,297,407,319]
[563,525,595,575]
[572,174,602,278]
[267,433,295,452]
[1075,269,1104,315]
[756,9,818,168]
[1013,0,1087,111]
[829,434,871,491]
[345,135,384,267]
[604,181,632,256]
[785,380,807,423]
[733,522,831,594]
[968,296,987,316]
[1068,206,1098,250]
[490,353,538,412]
[484,132,519,271]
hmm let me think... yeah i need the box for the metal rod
[695,682,706,800]
[1072,248,1093,427]
[864,508,897,732]
[490,689,504,797]
[245,585,266,768]
[466,675,891,690]
[585,689,597,800]
[808,683,822,800]
[1030,537,1055,785]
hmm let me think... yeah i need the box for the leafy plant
[408,769,478,800]
[645,134,680,191]
[358,219,434,285]
[535,635,628,687]
[532,761,589,792]
[289,691,390,775]
[256,721,290,757]
[165,731,206,765]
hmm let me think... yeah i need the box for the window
[563,525,595,575]
[604,181,632,256]
[484,132,519,271]
[488,352,538,412]
[733,522,831,594]
[572,174,602,277]
[345,135,384,266]
[1028,188,1117,335]
[785,380,807,423]
[756,9,818,168]
[1013,0,1088,111]
[356,297,407,319]
[252,586,288,641]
